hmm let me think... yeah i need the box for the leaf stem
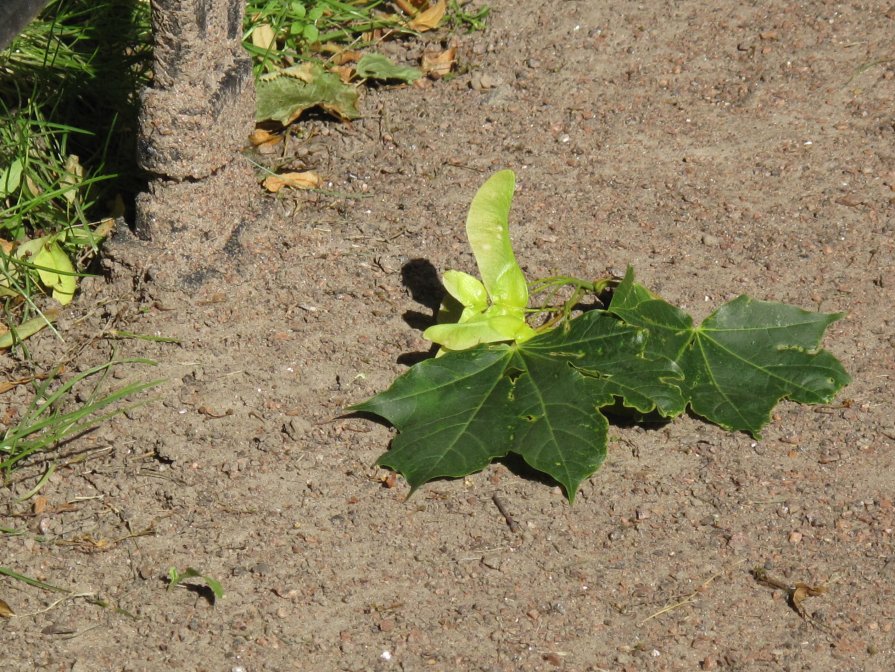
[526,275,619,332]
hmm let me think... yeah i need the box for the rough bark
[119,0,260,289]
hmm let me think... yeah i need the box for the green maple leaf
[608,267,851,435]
[352,171,850,502]
[353,310,684,502]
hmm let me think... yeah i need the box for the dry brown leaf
[333,50,364,66]
[249,128,283,148]
[24,174,41,196]
[60,154,83,204]
[263,171,323,193]
[332,64,354,84]
[0,238,13,254]
[409,0,446,31]
[251,23,276,50]
[1,371,50,395]
[0,598,14,618]
[32,495,49,515]
[422,46,456,78]
[394,0,427,15]
[0,380,16,394]
[792,582,827,619]
[94,217,116,239]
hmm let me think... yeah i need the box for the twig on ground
[491,494,520,533]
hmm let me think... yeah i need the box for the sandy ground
[3,1,895,670]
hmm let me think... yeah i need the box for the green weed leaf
[609,267,851,435]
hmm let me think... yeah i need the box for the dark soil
[4,1,895,670]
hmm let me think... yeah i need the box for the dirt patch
[4,1,894,670]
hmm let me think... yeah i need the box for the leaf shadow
[159,577,217,607]
[397,258,443,366]
[600,399,672,429]
[497,453,564,491]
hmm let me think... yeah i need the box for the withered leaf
[263,171,323,193]
[249,128,282,147]
[0,598,14,618]
[256,62,360,124]
[251,23,276,50]
[422,46,456,78]
[791,581,827,619]
[409,0,446,31]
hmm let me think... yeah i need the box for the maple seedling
[353,170,850,503]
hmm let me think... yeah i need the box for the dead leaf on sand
[249,128,283,149]
[422,46,456,78]
[752,567,829,627]
[263,171,323,193]
[409,0,446,31]
[0,598,14,618]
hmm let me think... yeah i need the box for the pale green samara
[424,170,535,352]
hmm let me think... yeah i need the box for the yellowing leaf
[263,171,322,193]
[251,23,276,50]
[409,0,446,31]
[0,308,60,350]
[60,154,84,204]
[16,237,78,305]
[466,170,528,312]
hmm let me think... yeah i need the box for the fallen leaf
[752,567,829,627]
[835,194,862,207]
[0,376,40,396]
[422,46,456,78]
[356,53,422,83]
[33,495,48,515]
[791,581,827,620]
[60,154,83,204]
[409,0,446,31]
[0,598,14,618]
[24,174,41,196]
[251,23,276,50]
[332,64,354,84]
[333,50,364,65]
[16,238,77,305]
[263,171,323,193]
[0,307,60,350]
[256,62,360,124]
[394,0,424,15]
[248,128,283,148]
